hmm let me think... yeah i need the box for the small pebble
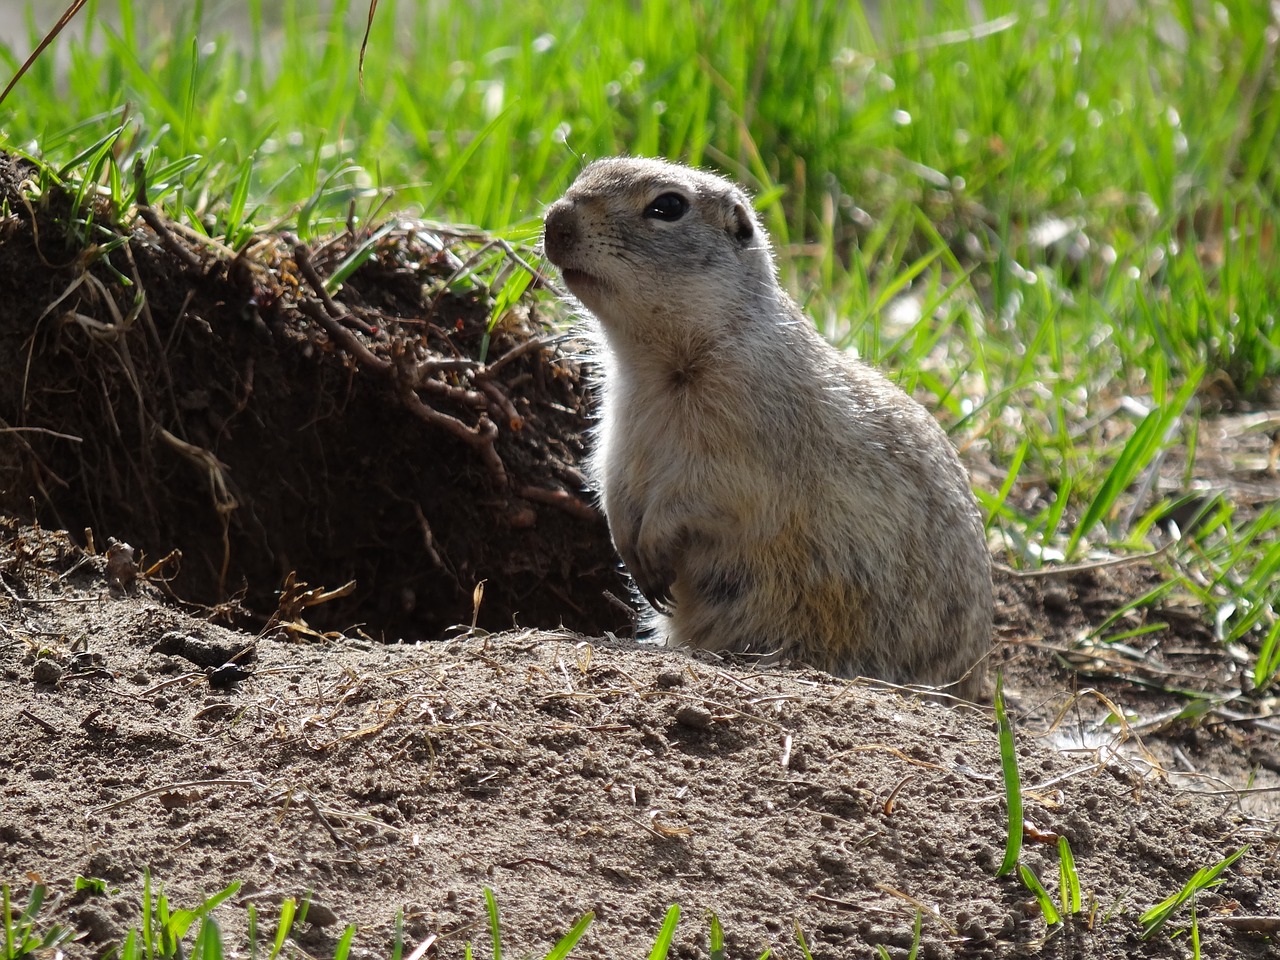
[674,704,713,729]
[32,658,63,685]
[304,901,340,928]
[960,915,988,942]
[655,669,685,688]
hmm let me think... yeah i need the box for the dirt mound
[0,151,626,640]
[2,520,1277,959]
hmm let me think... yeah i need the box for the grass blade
[1019,864,1062,925]
[332,924,357,960]
[707,911,725,960]
[269,897,296,960]
[324,221,399,294]
[1058,836,1081,915]
[1140,846,1248,939]
[1067,372,1203,556]
[543,910,594,960]
[484,888,502,960]
[647,905,680,960]
[994,670,1023,876]
[793,918,816,960]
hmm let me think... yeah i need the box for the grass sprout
[2,884,75,959]
[647,905,680,960]
[115,872,242,960]
[1015,837,1086,929]
[993,671,1023,877]
[33,878,801,960]
[1140,846,1249,940]
[1058,836,1083,918]
[1065,372,1203,559]
[465,889,593,960]
[1018,865,1062,926]
[792,917,817,959]
[707,912,725,960]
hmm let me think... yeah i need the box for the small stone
[304,901,339,928]
[656,669,685,688]
[153,631,190,655]
[32,658,63,685]
[104,539,137,592]
[181,637,216,666]
[959,915,988,942]
[674,704,713,729]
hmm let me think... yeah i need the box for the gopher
[543,157,992,699]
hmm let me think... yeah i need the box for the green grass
[1140,846,1249,940]
[2,884,74,958]
[1,1,1276,677]
[3,880,813,959]
[993,671,1023,877]
[873,910,921,960]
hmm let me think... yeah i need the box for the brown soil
[2,520,1278,959]
[1,153,1278,958]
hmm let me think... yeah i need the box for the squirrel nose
[543,202,579,264]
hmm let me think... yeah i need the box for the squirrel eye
[644,192,688,221]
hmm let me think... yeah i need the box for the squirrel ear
[730,203,755,245]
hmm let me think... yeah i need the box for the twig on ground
[90,778,262,815]
[304,793,349,849]
[874,883,956,935]
[19,708,59,735]
[995,543,1173,579]
[1199,916,1280,933]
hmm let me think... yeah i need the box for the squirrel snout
[543,202,579,265]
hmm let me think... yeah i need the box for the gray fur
[544,157,993,699]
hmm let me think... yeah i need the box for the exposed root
[0,154,625,637]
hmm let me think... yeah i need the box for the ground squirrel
[543,157,993,699]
